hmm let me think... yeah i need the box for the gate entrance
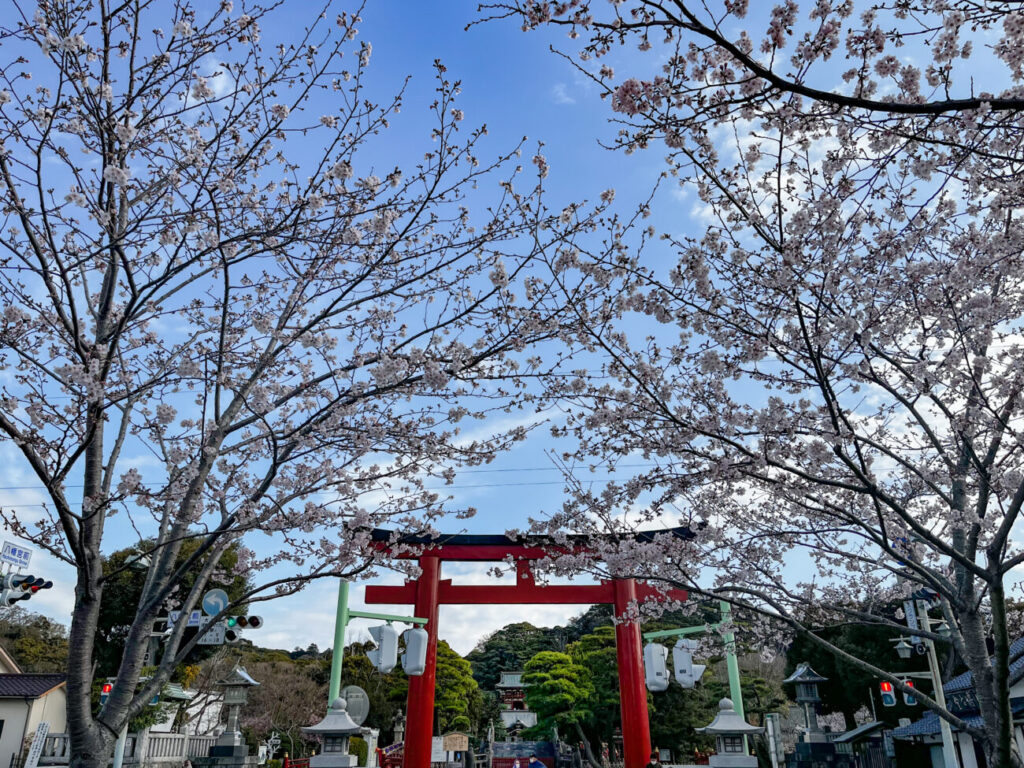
[365,530,692,768]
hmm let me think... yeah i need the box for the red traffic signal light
[101,683,112,694]
[880,681,897,707]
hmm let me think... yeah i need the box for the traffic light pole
[327,580,428,708]
[111,724,128,768]
[918,606,959,768]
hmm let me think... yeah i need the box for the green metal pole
[720,601,748,752]
[328,580,350,707]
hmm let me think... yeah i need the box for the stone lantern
[783,662,829,742]
[302,697,368,768]
[393,708,406,745]
[695,698,764,768]
[210,666,261,764]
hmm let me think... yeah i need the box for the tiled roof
[834,721,886,743]
[944,637,1024,693]
[892,697,1024,739]
[892,711,981,738]
[0,674,66,698]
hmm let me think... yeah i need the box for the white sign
[169,609,202,628]
[430,737,444,763]
[197,616,226,645]
[24,722,49,768]
[1,541,33,570]
[903,600,921,644]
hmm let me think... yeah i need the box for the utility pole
[917,600,960,768]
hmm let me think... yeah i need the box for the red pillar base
[404,557,440,768]
[614,579,653,768]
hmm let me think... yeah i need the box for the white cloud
[550,83,576,105]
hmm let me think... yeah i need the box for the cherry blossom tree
[0,2,602,766]
[483,1,1024,765]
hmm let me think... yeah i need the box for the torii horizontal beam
[367,525,698,562]
[365,559,688,605]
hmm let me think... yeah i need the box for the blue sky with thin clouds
[0,0,664,656]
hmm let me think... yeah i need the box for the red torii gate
[364,529,692,768]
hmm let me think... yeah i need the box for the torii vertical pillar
[614,578,652,768]
[405,556,440,768]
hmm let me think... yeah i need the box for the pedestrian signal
[902,679,916,706]
[880,681,897,707]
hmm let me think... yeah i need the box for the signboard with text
[168,609,202,628]
[430,737,444,763]
[442,733,469,752]
[1,541,32,570]
[24,722,49,768]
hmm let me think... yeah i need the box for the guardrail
[37,732,218,766]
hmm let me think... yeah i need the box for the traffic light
[643,642,669,691]
[223,615,262,644]
[902,679,917,706]
[672,638,707,689]
[16,575,53,593]
[0,574,50,606]
[880,681,897,707]
[98,679,116,708]
[367,624,399,673]
[401,627,428,676]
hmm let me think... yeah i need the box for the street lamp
[894,637,913,660]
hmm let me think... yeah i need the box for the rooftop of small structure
[302,697,366,735]
[216,666,260,687]
[695,698,765,735]
[783,662,829,685]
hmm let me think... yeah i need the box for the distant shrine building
[497,672,537,734]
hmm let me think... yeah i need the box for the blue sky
[5,0,1020,661]
[0,0,670,657]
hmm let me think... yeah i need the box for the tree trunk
[957,595,1023,768]
[979,580,1024,768]
[67,727,115,768]
[66,551,109,768]
[573,723,602,768]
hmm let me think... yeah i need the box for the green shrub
[349,736,369,767]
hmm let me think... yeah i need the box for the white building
[0,647,67,768]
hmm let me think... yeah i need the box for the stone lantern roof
[302,697,365,736]
[695,699,764,735]
[216,666,261,688]
[782,663,828,685]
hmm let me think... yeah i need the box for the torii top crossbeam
[365,526,694,605]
